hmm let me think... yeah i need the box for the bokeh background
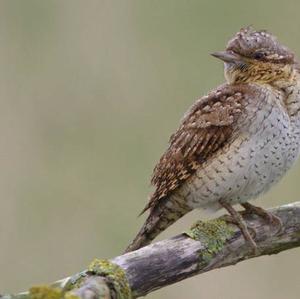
[1,1,300,298]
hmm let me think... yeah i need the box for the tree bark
[1,202,300,299]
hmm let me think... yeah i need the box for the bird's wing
[142,84,255,214]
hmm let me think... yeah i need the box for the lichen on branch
[185,219,234,264]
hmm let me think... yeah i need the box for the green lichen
[88,259,132,299]
[186,219,234,264]
[29,286,63,299]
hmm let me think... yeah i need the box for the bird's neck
[224,63,294,86]
[281,71,300,120]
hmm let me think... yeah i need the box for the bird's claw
[241,203,283,234]
[220,210,258,255]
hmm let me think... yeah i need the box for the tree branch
[1,202,300,299]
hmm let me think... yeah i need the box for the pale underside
[150,82,300,214]
[169,84,300,212]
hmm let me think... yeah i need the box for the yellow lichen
[186,219,234,264]
[88,259,132,299]
[63,292,80,299]
[29,286,62,299]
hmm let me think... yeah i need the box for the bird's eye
[253,52,265,60]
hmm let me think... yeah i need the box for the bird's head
[212,27,297,87]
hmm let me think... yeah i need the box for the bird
[125,26,300,253]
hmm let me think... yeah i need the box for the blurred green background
[1,1,300,298]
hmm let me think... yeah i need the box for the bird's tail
[124,196,191,253]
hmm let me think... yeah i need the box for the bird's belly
[239,129,298,201]
[180,113,300,211]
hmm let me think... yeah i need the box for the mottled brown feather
[141,84,251,214]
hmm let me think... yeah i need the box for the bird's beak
[211,51,241,63]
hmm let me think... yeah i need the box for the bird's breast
[178,88,300,211]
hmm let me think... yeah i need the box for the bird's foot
[222,214,257,239]
[219,200,258,255]
[241,202,283,234]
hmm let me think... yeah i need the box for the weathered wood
[1,202,300,299]
[113,202,300,297]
